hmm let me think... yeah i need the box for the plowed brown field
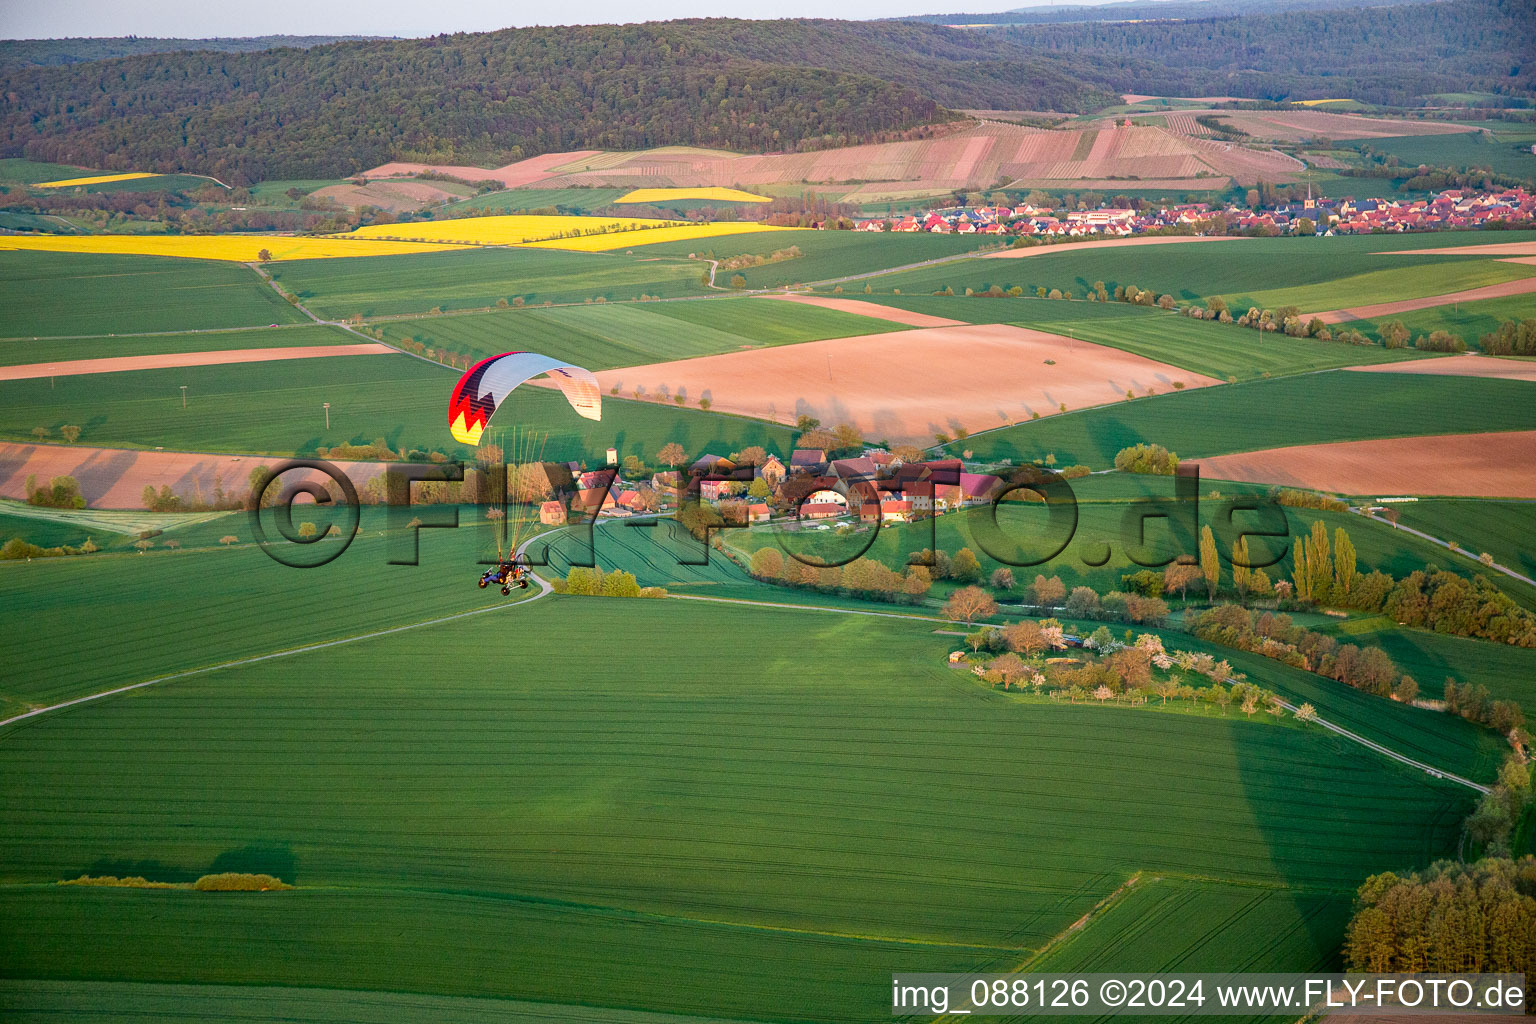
[758,294,966,327]
[0,345,396,381]
[0,443,387,508]
[584,323,1222,443]
[1198,431,1536,499]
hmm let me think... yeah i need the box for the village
[846,186,1536,238]
[542,445,1011,531]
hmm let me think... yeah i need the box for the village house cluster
[849,186,1535,238]
[560,448,1006,529]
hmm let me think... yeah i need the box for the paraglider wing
[449,351,601,445]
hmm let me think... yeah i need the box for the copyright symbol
[1100,979,1126,1007]
[248,459,360,568]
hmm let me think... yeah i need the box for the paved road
[1270,696,1489,794]
[1352,507,1536,589]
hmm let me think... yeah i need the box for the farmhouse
[539,500,566,525]
[799,502,845,520]
[758,455,787,487]
[790,448,828,474]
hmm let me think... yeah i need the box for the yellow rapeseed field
[0,234,469,262]
[615,187,772,204]
[521,221,800,252]
[337,214,676,246]
[33,172,160,188]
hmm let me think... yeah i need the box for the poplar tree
[1199,524,1220,601]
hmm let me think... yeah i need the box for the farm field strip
[1016,306,1430,381]
[267,247,710,318]
[951,370,1536,466]
[379,298,910,372]
[359,151,604,188]
[1197,430,1536,499]
[1314,271,1536,322]
[982,236,1249,260]
[0,323,357,365]
[1347,354,1536,380]
[0,251,309,337]
[0,353,796,475]
[0,344,396,381]
[852,230,1536,312]
[0,499,228,536]
[757,293,966,327]
[0,234,470,263]
[33,172,160,188]
[0,979,764,1024]
[578,323,1226,443]
[0,441,392,509]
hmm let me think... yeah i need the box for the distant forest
[0,21,1111,184]
[0,3,1528,184]
[908,0,1429,25]
[1003,0,1533,106]
[0,35,380,71]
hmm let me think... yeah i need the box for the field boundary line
[668,592,955,624]
[0,592,544,734]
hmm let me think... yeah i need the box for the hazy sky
[0,0,1128,40]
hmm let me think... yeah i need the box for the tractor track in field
[0,532,555,734]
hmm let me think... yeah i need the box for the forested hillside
[0,20,1111,184]
[0,35,377,71]
[1001,0,1532,106]
[908,0,1428,25]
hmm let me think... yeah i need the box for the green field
[0,353,795,462]
[852,231,1536,311]
[1237,260,1536,315]
[1027,877,1353,976]
[0,586,1476,1019]
[0,251,308,338]
[1346,625,1536,716]
[1351,132,1536,182]
[0,980,735,1024]
[627,229,996,289]
[378,297,904,371]
[0,159,99,184]
[1391,499,1536,581]
[0,211,79,233]
[1014,303,1430,380]
[952,370,1536,466]
[1352,294,1536,348]
[0,323,354,367]
[444,188,637,214]
[269,248,709,320]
